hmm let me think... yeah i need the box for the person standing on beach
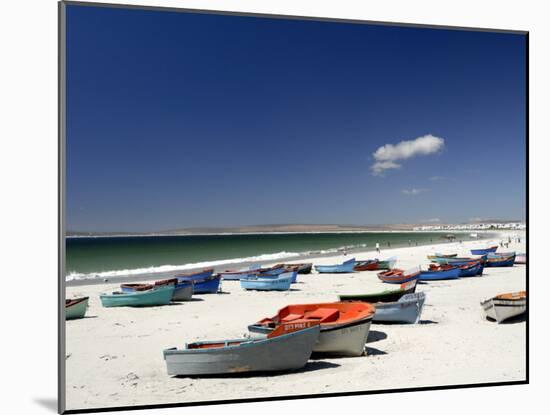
[387,241,391,248]
[376,242,380,254]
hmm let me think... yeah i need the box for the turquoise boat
[240,272,294,291]
[314,258,356,273]
[100,285,175,307]
[65,297,89,320]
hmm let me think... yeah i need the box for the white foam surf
[65,251,301,281]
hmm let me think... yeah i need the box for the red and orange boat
[378,267,421,284]
[248,301,376,356]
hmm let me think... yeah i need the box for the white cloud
[401,188,428,196]
[371,134,445,176]
[370,161,401,175]
[421,218,441,223]
[429,175,445,181]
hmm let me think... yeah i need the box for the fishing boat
[487,251,515,258]
[480,291,526,323]
[252,270,299,284]
[65,297,89,320]
[163,321,320,376]
[177,271,220,294]
[485,254,515,267]
[272,263,313,274]
[427,253,457,260]
[432,255,487,266]
[314,258,356,274]
[353,259,379,271]
[218,265,264,281]
[515,253,526,264]
[120,283,154,292]
[240,272,294,291]
[121,279,194,301]
[377,256,398,270]
[470,246,498,255]
[372,292,426,324]
[248,302,375,356]
[338,279,418,303]
[100,284,175,307]
[155,278,193,301]
[378,267,421,284]
[419,265,460,281]
[457,261,484,277]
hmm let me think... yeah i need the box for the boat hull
[65,297,89,320]
[485,256,515,267]
[459,262,484,277]
[240,273,293,291]
[353,260,379,271]
[163,325,320,376]
[172,283,194,301]
[419,267,461,281]
[314,318,372,356]
[314,258,356,274]
[338,280,417,303]
[178,274,221,294]
[471,246,498,255]
[100,285,174,307]
[249,317,372,357]
[481,297,526,323]
[373,293,426,324]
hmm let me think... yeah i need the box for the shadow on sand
[486,313,526,324]
[365,346,388,356]
[367,330,387,343]
[176,361,340,379]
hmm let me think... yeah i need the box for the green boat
[377,256,398,270]
[65,297,89,320]
[100,285,174,308]
[338,279,417,303]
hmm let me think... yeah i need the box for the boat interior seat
[306,308,340,322]
[281,313,304,322]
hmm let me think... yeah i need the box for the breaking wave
[65,251,301,281]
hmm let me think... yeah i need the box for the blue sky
[66,5,526,232]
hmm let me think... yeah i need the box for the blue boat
[485,254,515,267]
[260,266,286,276]
[314,258,356,274]
[176,271,221,294]
[458,261,484,277]
[433,255,487,266]
[240,272,294,291]
[487,251,515,259]
[218,265,263,281]
[250,270,298,284]
[100,284,175,307]
[419,266,461,281]
[470,246,498,255]
[175,268,214,280]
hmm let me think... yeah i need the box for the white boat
[373,292,426,324]
[481,291,526,323]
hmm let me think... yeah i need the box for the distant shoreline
[65,229,505,239]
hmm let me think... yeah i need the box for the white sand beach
[65,234,526,410]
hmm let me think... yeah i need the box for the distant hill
[67,223,419,237]
[66,221,522,237]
